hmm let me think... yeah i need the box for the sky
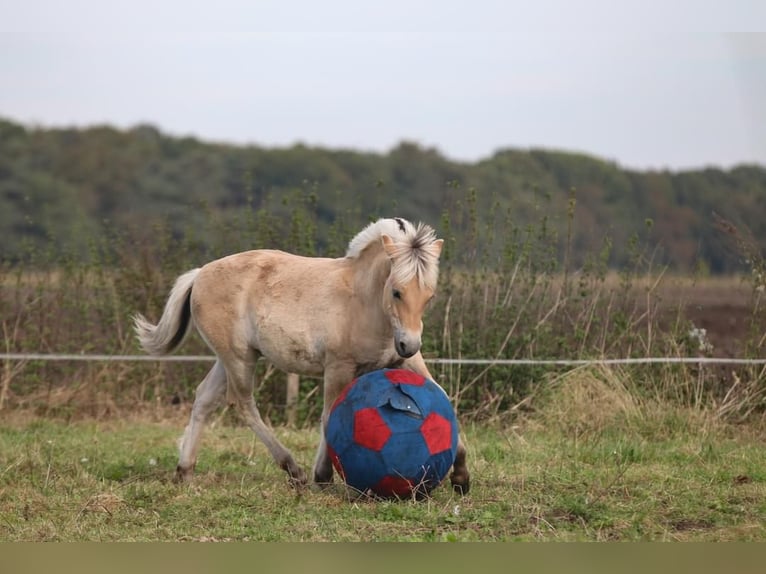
[1,1,765,171]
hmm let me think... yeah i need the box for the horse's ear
[381,234,397,258]
[432,239,444,258]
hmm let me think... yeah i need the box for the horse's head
[380,229,443,358]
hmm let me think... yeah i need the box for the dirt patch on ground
[654,277,759,358]
[683,303,754,358]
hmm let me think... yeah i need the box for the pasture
[2,364,765,542]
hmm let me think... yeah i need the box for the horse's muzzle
[394,333,420,358]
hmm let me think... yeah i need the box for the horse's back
[195,249,339,293]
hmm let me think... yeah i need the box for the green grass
[2,401,764,542]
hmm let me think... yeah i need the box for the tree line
[1,117,764,273]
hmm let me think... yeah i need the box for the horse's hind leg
[176,360,227,483]
[225,357,308,488]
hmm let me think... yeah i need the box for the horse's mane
[346,218,441,289]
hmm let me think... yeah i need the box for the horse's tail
[133,268,200,356]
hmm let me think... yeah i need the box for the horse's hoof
[450,473,470,495]
[313,467,335,488]
[175,464,194,484]
[290,479,307,493]
[287,468,308,491]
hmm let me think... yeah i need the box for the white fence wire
[1,353,765,366]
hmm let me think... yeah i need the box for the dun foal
[134,217,470,494]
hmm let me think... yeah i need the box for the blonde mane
[346,217,441,289]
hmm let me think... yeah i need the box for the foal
[134,217,470,494]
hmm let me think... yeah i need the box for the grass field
[2,366,764,542]
[2,207,765,542]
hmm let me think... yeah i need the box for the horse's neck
[351,245,391,312]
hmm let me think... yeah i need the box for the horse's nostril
[398,341,407,354]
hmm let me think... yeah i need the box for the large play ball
[325,368,459,498]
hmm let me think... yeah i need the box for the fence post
[286,373,299,427]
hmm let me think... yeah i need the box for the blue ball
[325,368,459,498]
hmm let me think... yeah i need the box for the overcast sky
[1,1,765,170]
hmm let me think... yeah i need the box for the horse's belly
[270,352,325,377]
[251,323,325,376]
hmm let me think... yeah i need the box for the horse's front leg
[313,361,356,487]
[402,353,471,495]
[449,440,470,494]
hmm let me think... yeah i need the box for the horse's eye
[393,289,402,300]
